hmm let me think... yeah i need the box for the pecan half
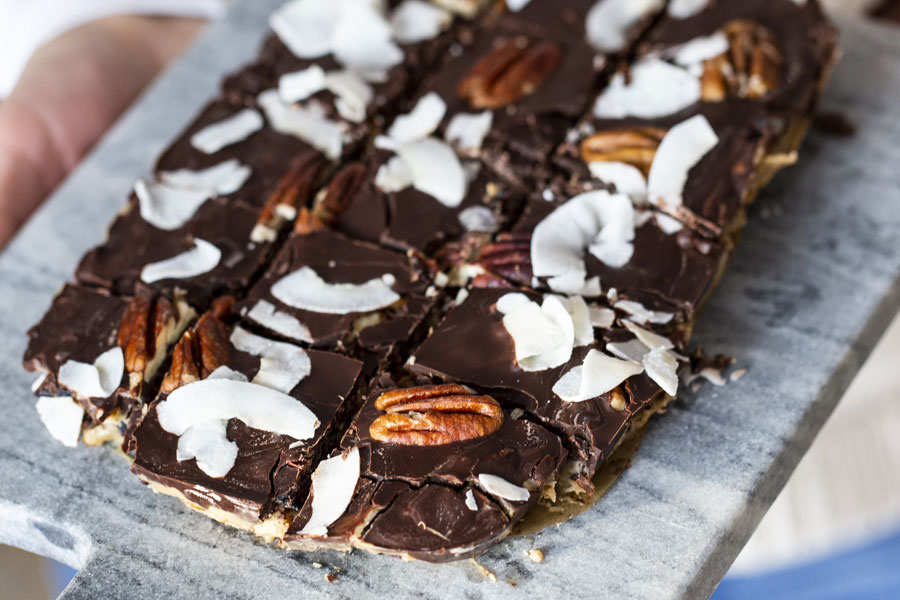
[457,38,561,109]
[579,127,667,176]
[369,384,503,446]
[160,298,233,394]
[701,20,782,102]
[476,232,533,286]
[117,287,193,390]
[315,162,367,225]
[251,152,327,243]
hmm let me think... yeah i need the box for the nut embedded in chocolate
[369,383,503,446]
[316,162,368,226]
[252,153,328,243]
[476,232,533,286]
[160,300,232,394]
[579,127,667,176]
[701,20,782,102]
[457,37,561,109]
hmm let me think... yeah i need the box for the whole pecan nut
[476,232,534,286]
[160,297,233,394]
[457,37,561,109]
[701,20,782,102]
[251,152,327,243]
[579,127,667,176]
[369,383,503,446]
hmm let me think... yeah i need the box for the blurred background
[1,0,899,597]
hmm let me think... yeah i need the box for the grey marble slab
[0,6,899,598]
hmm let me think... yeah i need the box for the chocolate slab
[76,197,272,309]
[318,156,524,257]
[409,288,671,490]
[284,378,566,561]
[476,197,731,321]
[131,320,363,530]
[241,230,435,365]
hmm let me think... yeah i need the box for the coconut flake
[647,114,719,210]
[271,266,400,315]
[229,327,311,394]
[140,239,221,284]
[36,396,84,447]
[552,349,643,402]
[614,299,674,325]
[157,378,321,477]
[279,65,327,103]
[31,373,48,393]
[643,346,679,395]
[562,295,594,347]
[206,365,248,382]
[622,319,674,351]
[464,489,478,511]
[586,0,664,53]
[300,448,361,535]
[668,0,710,19]
[588,161,648,204]
[247,300,313,343]
[594,58,700,119]
[478,473,530,502]
[326,70,374,123]
[386,92,447,144]
[270,0,341,59]
[134,180,213,231]
[190,109,264,154]
[458,206,500,233]
[393,137,466,207]
[655,213,684,234]
[665,32,729,68]
[258,90,346,160]
[332,0,404,79]
[606,339,649,363]
[532,190,635,296]
[375,156,415,192]
[159,159,252,196]
[506,0,534,9]
[499,294,575,372]
[391,0,452,44]
[589,305,616,328]
[57,347,124,399]
[445,111,493,155]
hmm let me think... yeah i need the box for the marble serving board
[1,4,899,598]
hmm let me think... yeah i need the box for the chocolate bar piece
[131,306,364,536]
[241,229,435,367]
[24,284,194,444]
[283,379,566,561]
[409,288,677,492]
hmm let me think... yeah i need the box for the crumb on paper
[527,549,544,563]
[312,562,323,569]
[326,573,337,583]
[470,558,497,582]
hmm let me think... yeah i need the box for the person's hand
[0,15,204,248]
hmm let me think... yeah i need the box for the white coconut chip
[594,58,701,120]
[622,319,674,351]
[655,213,684,234]
[445,111,493,155]
[271,266,400,315]
[464,489,478,511]
[606,339,649,363]
[586,0,664,53]
[269,0,341,59]
[499,294,575,372]
[588,161,648,204]
[562,295,594,347]
[391,0,452,44]
[140,239,221,284]
[57,347,124,399]
[386,92,447,144]
[458,206,500,233]
[258,90,346,160]
[478,473,530,503]
[374,155,415,192]
[299,448,361,536]
[552,349,643,402]
[190,108,264,154]
[332,0,404,79]
[229,327,312,394]
[134,180,214,232]
[532,191,635,296]
[206,365,248,382]
[157,378,321,478]
[393,137,466,207]
[505,0,534,9]
[614,299,674,325]
[668,0,710,19]
[36,396,84,448]
[588,305,616,328]
[647,114,719,211]
[31,373,48,393]
[326,70,374,123]
[642,346,679,396]
[665,32,729,69]
[159,159,252,196]
[279,65,327,103]
[246,300,313,343]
